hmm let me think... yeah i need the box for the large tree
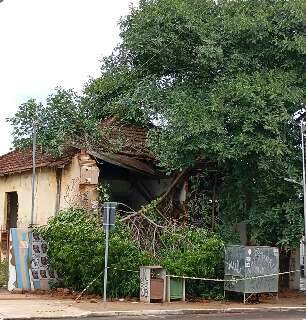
[10,0,306,248]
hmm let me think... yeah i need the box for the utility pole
[293,108,306,275]
[301,121,306,273]
[30,121,37,226]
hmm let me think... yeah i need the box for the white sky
[0,0,137,155]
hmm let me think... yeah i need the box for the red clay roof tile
[0,148,78,176]
[0,116,154,175]
[98,116,154,160]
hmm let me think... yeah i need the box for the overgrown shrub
[158,226,224,299]
[38,208,152,297]
[39,208,225,299]
[97,183,110,203]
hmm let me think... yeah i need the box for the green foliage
[216,224,241,247]
[38,208,226,299]
[38,208,152,297]
[187,173,218,229]
[159,226,224,297]
[0,259,8,287]
[159,226,224,275]
[141,198,164,224]
[8,88,99,156]
[97,183,111,204]
[9,0,306,248]
[114,0,306,248]
[219,158,304,248]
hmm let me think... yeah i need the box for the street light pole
[301,121,306,273]
[30,121,37,226]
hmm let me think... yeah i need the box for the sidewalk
[0,291,305,319]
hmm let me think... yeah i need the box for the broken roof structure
[87,116,155,175]
[0,116,155,176]
[0,115,193,260]
[0,116,176,258]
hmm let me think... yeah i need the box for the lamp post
[300,121,306,272]
[294,108,306,274]
[30,121,37,226]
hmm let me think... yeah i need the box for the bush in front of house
[38,208,152,297]
[158,226,224,299]
[39,208,225,299]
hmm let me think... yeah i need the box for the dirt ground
[1,287,305,307]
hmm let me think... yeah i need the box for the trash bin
[140,266,166,303]
[167,277,185,302]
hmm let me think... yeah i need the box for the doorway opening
[0,192,18,267]
[6,192,18,230]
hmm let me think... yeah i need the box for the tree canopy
[9,0,306,248]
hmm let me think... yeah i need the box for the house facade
[0,149,100,255]
[0,117,177,258]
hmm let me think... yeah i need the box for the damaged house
[0,117,188,258]
[0,116,301,291]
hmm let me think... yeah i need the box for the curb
[3,306,306,319]
[88,307,306,317]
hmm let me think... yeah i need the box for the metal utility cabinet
[224,246,279,303]
[166,277,185,302]
[140,266,166,303]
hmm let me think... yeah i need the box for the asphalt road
[83,311,306,320]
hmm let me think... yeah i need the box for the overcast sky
[0,0,136,155]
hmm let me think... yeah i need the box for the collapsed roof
[85,116,155,175]
[0,116,156,176]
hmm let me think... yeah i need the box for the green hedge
[159,226,224,298]
[39,209,224,299]
[38,208,152,297]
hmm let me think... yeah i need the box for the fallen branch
[120,209,164,229]
[120,211,139,222]
[139,211,165,229]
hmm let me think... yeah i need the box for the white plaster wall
[0,154,82,228]
[0,168,57,227]
[59,155,81,210]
